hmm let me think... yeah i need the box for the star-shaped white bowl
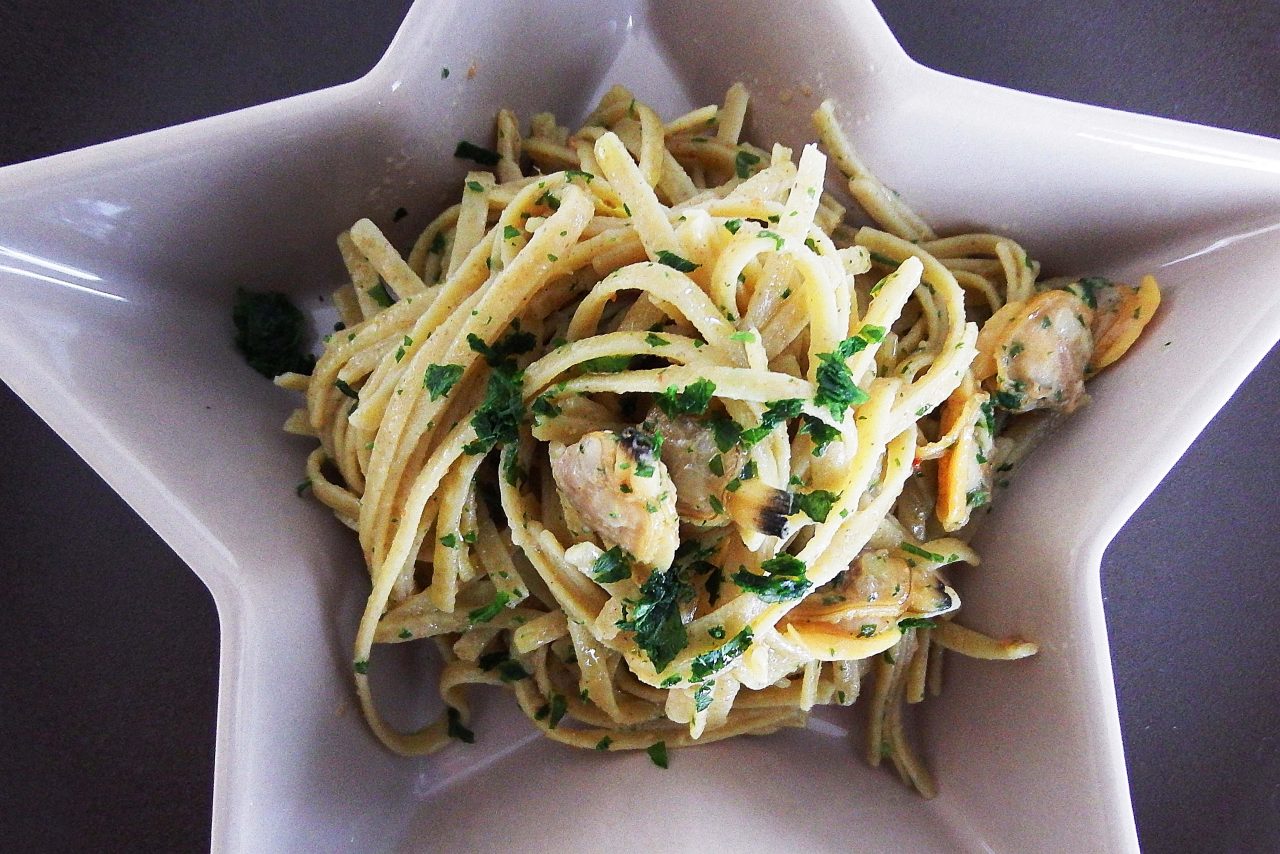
[2,1,1278,850]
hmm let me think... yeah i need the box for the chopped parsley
[503,225,521,240]
[463,367,523,455]
[564,169,595,183]
[530,391,562,422]
[798,415,841,455]
[734,149,761,179]
[478,653,531,682]
[709,414,743,452]
[795,489,840,523]
[690,626,753,680]
[858,624,877,638]
[423,363,464,401]
[724,218,743,234]
[740,398,804,447]
[334,379,359,404]
[655,378,716,417]
[814,326,884,418]
[980,400,997,435]
[729,330,756,342]
[496,660,530,681]
[647,741,669,769]
[580,354,632,373]
[733,555,812,602]
[394,334,413,362]
[993,389,1024,411]
[595,736,613,751]
[758,230,784,251]
[868,250,898,267]
[468,326,536,368]
[465,180,485,193]
[644,333,670,347]
[1071,276,1111,309]
[704,565,724,606]
[616,565,689,671]
[440,533,459,548]
[462,329,533,456]
[353,659,369,675]
[446,707,475,743]
[656,250,700,272]
[898,617,936,632]
[367,281,395,308]
[468,591,512,624]
[966,488,990,508]
[693,681,715,712]
[708,454,725,477]
[590,545,634,583]
[547,692,568,729]
[900,543,946,563]
[454,140,500,166]
[231,288,316,378]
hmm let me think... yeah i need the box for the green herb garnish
[468,591,512,624]
[900,543,946,563]
[454,140,500,165]
[580,354,633,373]
[740,398,804,447]
[231,288,316,378]
[656,250,700,273]
[795,489,840,523]
[655,378,716,418]
[334,379,359,401]
[424,363,464,400]
[616,566,689,671]
[732,555,811,602]
[547,692,568,729]
[446,707,475,743]
[590,545,634,584]
[367,281,395,308]
[898,617,936,632]
[690,626,753,680]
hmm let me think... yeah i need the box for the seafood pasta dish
[268,82,1159,794]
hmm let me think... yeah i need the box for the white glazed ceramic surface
[1,2,1278,851]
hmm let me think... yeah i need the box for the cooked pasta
[276,83,1160,795]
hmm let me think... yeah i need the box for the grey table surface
[0,2,1276,852]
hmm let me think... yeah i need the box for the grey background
[0,1,1275,851]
